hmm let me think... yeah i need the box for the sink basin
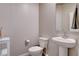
[52,37,76,56]
[52,37,76,48]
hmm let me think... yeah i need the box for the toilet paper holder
[25,40,30,47]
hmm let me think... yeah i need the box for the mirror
[56,3,79,33]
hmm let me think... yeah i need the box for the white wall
[39,3,56,37]
[39,3,59,56]
[0,3,39,56]
[56,5,63,32]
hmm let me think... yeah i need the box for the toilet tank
[39,37,49,48]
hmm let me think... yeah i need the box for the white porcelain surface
[39,37,49,48]
[40,37,49,40]
[28,37,49,56]
[52,37,76,56]
[28,46,43,56]
[52,37,76,48]
[29,46,43,52]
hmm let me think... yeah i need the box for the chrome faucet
[63,31,68,38]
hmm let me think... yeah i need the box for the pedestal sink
[52,37,76,56]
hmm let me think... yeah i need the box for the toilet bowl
[29,46,43,56]
[28,37,49,56]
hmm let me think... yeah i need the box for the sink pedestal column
[59,47,68,56]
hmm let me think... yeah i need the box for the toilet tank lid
[40,37,49,40]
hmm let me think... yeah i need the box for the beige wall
[0,3,39,56]
[39,3,59,56]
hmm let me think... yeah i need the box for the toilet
[28,37,49,56]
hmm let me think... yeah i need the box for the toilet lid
[29,46,43,52]
[40,37,48,40]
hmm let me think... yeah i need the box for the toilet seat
[28,46,43,56]
[29,46,43,52]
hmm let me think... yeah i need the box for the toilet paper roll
[27,40,30,42]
